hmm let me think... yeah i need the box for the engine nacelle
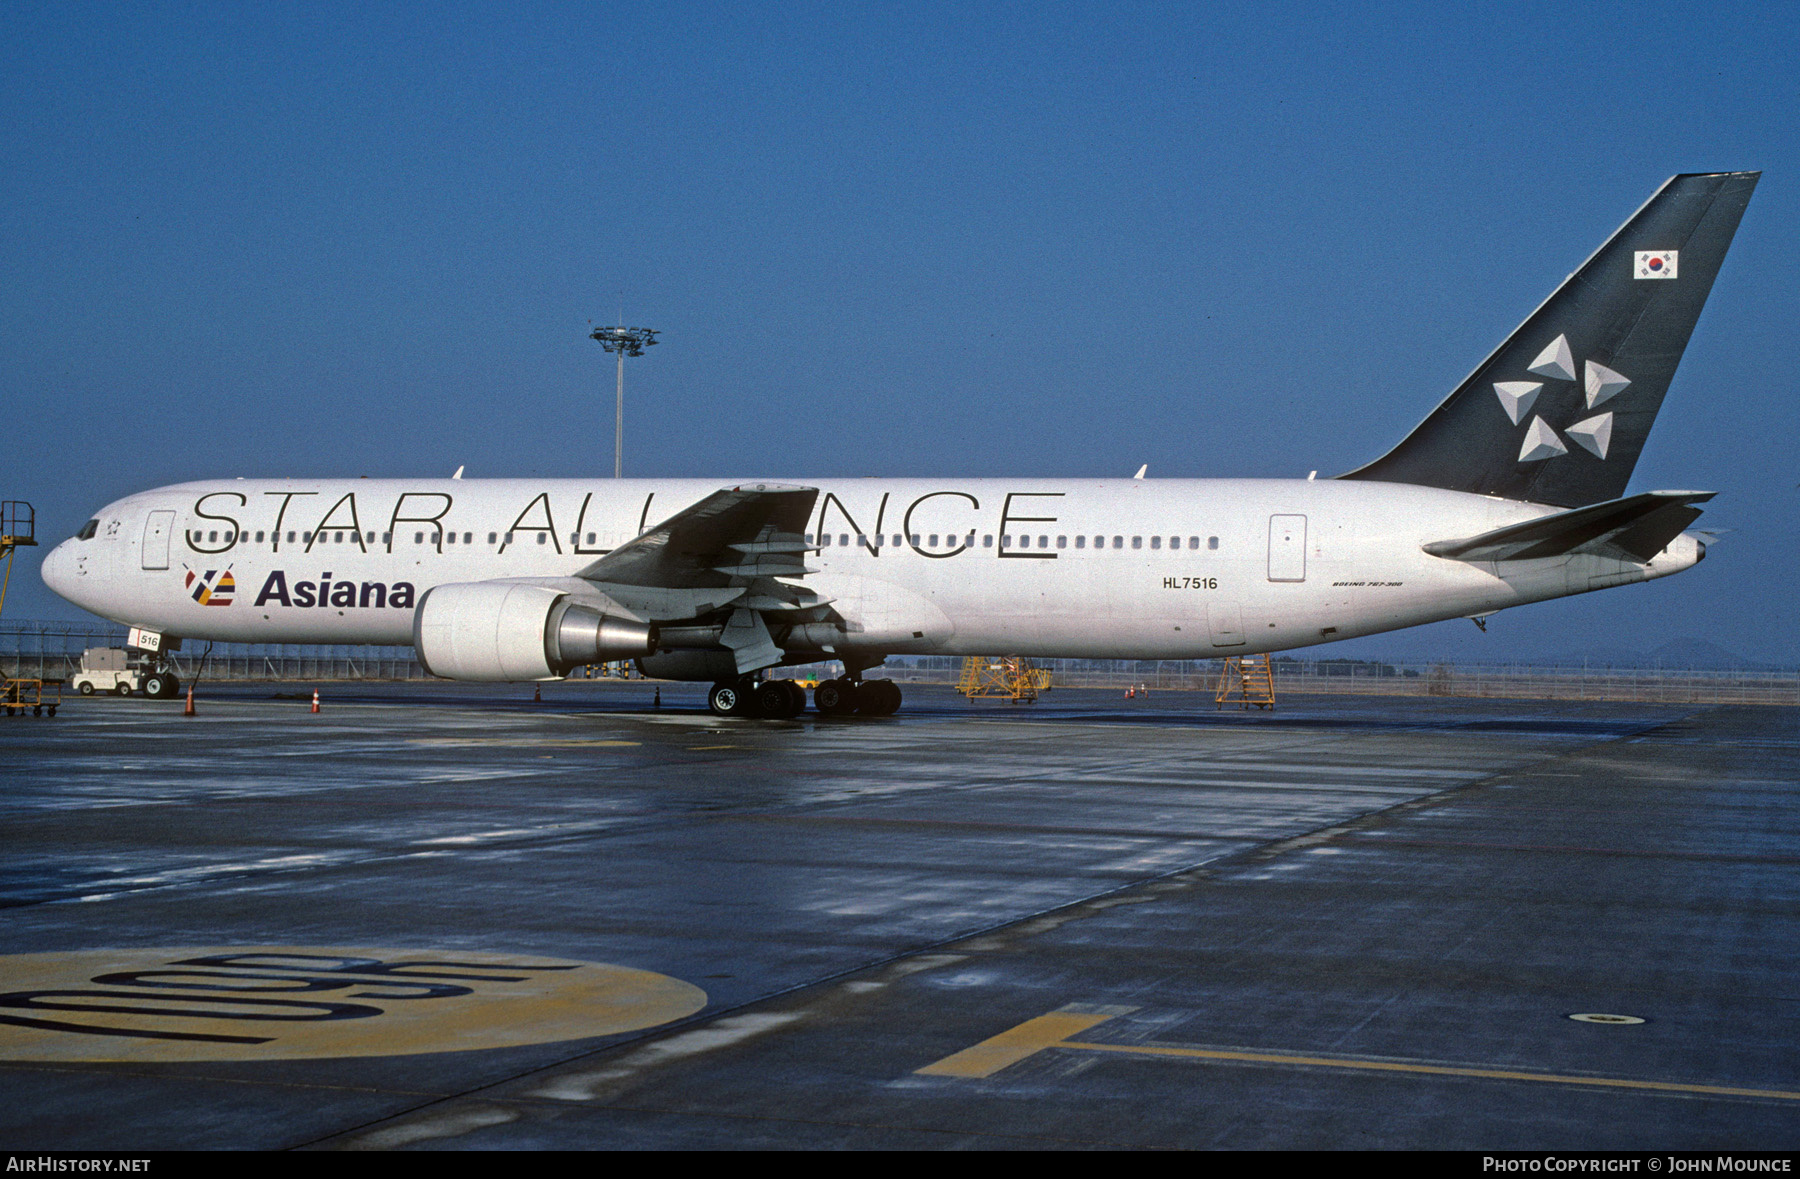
[413,581,654,681]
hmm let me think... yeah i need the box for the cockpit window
[75,519,99,541]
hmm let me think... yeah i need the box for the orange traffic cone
[310,689,320,714]
[183,687,195,717]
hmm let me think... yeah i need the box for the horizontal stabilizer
[1424,491,1713,563]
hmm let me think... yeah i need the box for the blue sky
[4,2,1795,661]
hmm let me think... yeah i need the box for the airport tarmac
[0,682,1795,1150]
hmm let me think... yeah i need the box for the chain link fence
[5,621,1795,704]
[875,656,1800,706]
[0,620,426,683]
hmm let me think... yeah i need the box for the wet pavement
[0,682,1794,1149]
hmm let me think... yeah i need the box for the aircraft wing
[1423,491,1714,564]
[574,484,825,673]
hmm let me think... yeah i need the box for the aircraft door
[141,510,174,570]
[1268,514,1307,582]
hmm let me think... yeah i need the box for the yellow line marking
[918,1006,1800,1101]
[1057,1041,1800,1102]
[915,1009,1127,1078]
[688,745,741,751]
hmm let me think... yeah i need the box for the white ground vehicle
[69,647,180,698]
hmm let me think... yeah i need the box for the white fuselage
[40,476,1701,661]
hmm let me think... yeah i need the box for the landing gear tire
[708,681,751,717]
[755,680,803,719]
[856,679,902,716]
[784,680,808,714]
[144,673,178,700]
[814,678,859,716]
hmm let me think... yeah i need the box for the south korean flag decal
[1635,250,1678,279]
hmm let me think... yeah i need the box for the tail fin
[1341,172,1759,507]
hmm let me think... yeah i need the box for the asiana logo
[252,571,417,610]
[183,565,236,606]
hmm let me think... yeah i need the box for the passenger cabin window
[382,532,391,545]
[983,535,993,547]
[840,534,849,546]
[536,533,547,544]
[415,532,424,544]
[1112,536,1123,549]
[586,533,595,544]
[1150,536,1161,550]
[505,532,514,544]
[446,532,456,544]
[1209,536,1219,550]
[1075,536,1085,549]
[488,532,497,544]
[1131,536,1143,549]
[255,531,265,543]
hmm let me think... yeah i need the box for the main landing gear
[705,676,903,719]
[814,677,901,717]
[707,678,808,719]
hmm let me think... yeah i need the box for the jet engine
[413,581,654,681]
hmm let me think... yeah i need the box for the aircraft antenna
[589,325,659,478]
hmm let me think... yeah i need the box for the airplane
[40,171,1759,718]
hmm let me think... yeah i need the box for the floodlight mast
[589,325,659,477]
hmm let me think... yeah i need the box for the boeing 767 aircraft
[42,172,1758,717]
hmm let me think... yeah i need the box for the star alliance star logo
[1493,333,1624,463]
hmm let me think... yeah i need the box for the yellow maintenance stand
[957,656,1045,703]
[0,501,58,717]
[0,501,33,619]
[1215,654,1276,711]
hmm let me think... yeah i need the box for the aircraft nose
[39,539,77,601]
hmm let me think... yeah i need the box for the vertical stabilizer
[1341,172,1758,507]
